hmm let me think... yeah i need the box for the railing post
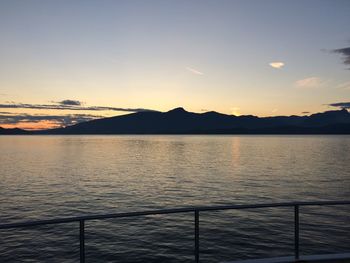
[194,210,199,263]
[80,220,85,263]
[294,205,299,261]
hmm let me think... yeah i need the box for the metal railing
[1,200,349,262]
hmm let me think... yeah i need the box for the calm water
[0,135,350,262]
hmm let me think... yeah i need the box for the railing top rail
[1,200,349,230]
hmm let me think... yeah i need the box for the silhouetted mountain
[303,109,350,126]
[34,108,350,135]
[0,127,30,135]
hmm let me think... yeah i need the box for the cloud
[57,99,82,106]
[333,47,350,68]
[295,77,323,88]
[328,102,350,109]
[302,111,310,114]
[0,113,102,127]
[0,102,156,113]
[186,67,204,75]
[0,100,158,129]
[269,62,284,69]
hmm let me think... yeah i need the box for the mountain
[0,127,30,135]
[36,107,350,135]
[2,108,350,135]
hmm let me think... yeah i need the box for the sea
[0,135,349,262]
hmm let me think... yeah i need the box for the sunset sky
[0,0,349,130]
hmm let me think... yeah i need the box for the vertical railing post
[194,210,199,263]
[294,205,300,261]
[80,220,85,263]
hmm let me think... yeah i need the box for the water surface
[0,135,349,262]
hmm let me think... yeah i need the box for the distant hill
[0,127,30,135]
[2,108,350,135]
[43,107,350,134]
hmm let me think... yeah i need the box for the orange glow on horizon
[1,121,62,131]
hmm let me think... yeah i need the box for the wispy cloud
[0,101,156,113]
[0,100,158,129]
[295,77,324,88]
[328,102,350,109]
[186,67,204,75]
[332,47,350,69]
[0,113,102,127]
[269,62,285,69]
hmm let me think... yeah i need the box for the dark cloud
[328,102,350,109]
[0,102,156,113]
[57,100,82,106]
[302,111,310,114]
[333,47,350,68]
[0,113,102,127]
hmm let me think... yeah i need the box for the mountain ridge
[1,108,350,134]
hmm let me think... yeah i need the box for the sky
[0,0,349,130]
